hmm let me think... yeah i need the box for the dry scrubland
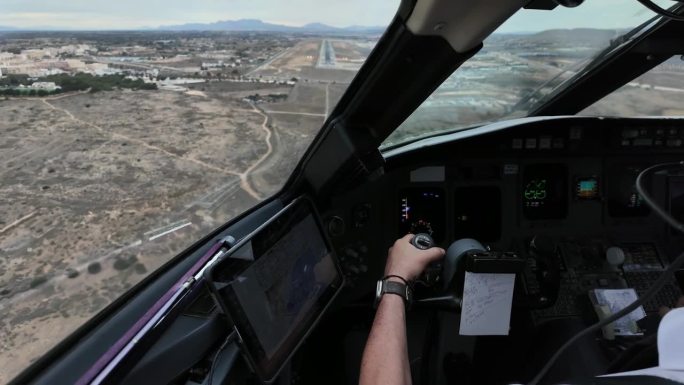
[0,75,346,381]
[0,88,261,377]
[0,33,360,381]
[583,66,684,116]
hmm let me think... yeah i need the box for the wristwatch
[374,277,412,308]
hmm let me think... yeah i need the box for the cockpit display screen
[206,198,343,382]
[522,164,568,220]
[575,177,600,200]
[399,188,445,242]
[454,186,501,242]
[607,165,650,218]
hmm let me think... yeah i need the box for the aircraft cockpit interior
[325,117,684,384]
[9,0,684,385]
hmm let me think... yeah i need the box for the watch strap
[374,279,412,308]
[383,280,409,300]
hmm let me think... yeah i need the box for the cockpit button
[622,129,639,139]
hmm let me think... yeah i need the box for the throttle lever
[411,233,434,250]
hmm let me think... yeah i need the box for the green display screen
[522,164,567,220]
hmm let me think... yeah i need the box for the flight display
[522,164,568,220]
[575,177,600,200]
[399,188,446,242]
[607,165,650,217]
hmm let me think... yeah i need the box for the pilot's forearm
[359,294,411,385]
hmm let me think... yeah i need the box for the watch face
[374,280,383,307]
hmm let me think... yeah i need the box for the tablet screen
[208,198,342,381]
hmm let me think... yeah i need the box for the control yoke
[412,236,525,311]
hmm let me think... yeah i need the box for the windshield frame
[527,8,684,117]
[380,3,684,151]
[524,13,668,116]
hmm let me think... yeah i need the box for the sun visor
[405,0,528,52]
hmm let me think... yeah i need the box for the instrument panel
[384,116,684,247]
[329,117,684,314]
[394,161,673,245]
[393,162,684,317]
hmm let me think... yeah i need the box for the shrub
[87,262,102,274]
[30,276,48,289]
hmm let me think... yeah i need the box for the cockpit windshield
[382,0,666,148]
[0,1,397,382]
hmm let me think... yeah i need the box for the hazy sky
[0,0,667,31]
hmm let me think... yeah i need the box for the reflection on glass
[384,1,661,147]
[583,57,684,117]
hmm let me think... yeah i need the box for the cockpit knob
[411,233,434,250]
[606,247,626,266]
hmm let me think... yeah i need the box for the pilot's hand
[659,296,684,317]
[384,234,445,281]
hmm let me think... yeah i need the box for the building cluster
[15,81,61,91]
[0,33,299,95]
[0,45,122,78]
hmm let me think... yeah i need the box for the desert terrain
[2,26,683,383]
[0,33,359,382]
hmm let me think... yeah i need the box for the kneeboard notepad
[459,272,516,335]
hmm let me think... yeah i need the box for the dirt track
[0,86,285,383]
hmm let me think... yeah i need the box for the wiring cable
[635,0,684,21]
[528,161,684,385]
[207,336,233,385]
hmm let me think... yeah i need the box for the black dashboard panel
[381,117,684,244]
[668,176,684,233]
[325,117,684,312]
[454,186,501,242]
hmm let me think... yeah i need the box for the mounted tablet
[205,197,344,383]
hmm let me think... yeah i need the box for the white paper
[593,289,646,336]
[459,272,515,336]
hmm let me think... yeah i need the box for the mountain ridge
[0,23,627,35]
[155,18,385,33]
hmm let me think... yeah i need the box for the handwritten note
[459,272,515,336]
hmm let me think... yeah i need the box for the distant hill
[301,22,338,32]
[159,19,295,32]
[511,28,625,46]
[157,18,384,34]
[0,20,384,33]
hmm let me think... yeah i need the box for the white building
[29,82,61,91]
[201,61,224,69]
